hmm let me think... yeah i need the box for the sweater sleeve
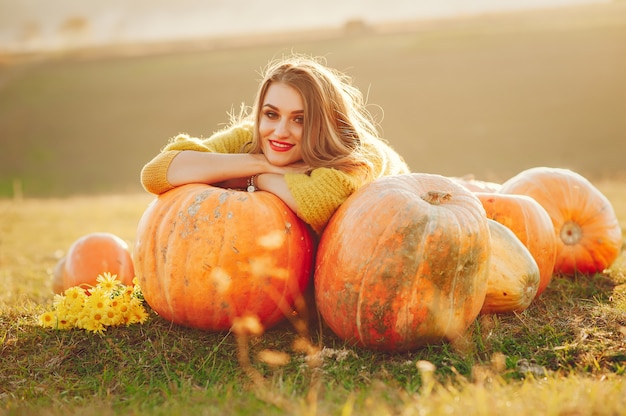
[140,122,254,194]
[284,168,363,235]
[140,149,182,194]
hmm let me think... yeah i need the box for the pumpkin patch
[55,166,620,352]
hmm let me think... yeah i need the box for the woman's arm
[167,151,305,215]
[141,125,256,195]
[166,151,267,186]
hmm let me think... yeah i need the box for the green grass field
[1,2,626,415]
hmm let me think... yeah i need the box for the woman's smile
[259,82,304,166]
[269,140,295,152]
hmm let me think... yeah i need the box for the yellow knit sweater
[141,121,409,234]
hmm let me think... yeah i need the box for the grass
[0,181,625,415]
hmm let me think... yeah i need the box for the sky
[0,0,611,53]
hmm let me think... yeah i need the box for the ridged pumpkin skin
[499,167,622,275]
[52,232,135,293]
[133,184,314,331]
[481,219,540,314]
[315,173,491,351]
[475,192,556,298]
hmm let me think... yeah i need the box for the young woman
[141,54,409,234]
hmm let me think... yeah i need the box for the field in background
[0,1,625,198]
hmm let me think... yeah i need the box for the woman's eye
[294,116,304,124]
[264,111,278,119]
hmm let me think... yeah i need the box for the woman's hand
[243,158,311,214]
[255,173,299,214]
[264,160,311,176]
[245,159,310,214]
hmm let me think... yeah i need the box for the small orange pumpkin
[475,192,556,297]
[52,232,135,293]
[315,173,491,351]
[133,184,314,331]
[480,219,540,314]
[499,167,622,275]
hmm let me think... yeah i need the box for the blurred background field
[0,0,625,198]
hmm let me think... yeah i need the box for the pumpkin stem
[421,191,452,206]
[560,220,583,245]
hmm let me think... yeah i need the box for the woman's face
[258,82,304,166]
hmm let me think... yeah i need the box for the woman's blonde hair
[240,54,382,175]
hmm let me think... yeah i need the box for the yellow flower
[126,302,149,325]
[80,310,106,334]
[77,288,107,325]
[85,286,108,307]
[102,308,119,327]
[55,314,73,330]
[38,311,56,328]
[52,293,66,308]
[38,310,73,329]
[117,301,130,316]
[54,303,78,327]
[39,277,148,332]
[64,286,87,302]
[96,272,122,295]
[103,297,125,326]
[61,287,86,316]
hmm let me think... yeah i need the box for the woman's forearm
[166,150,301,216]
[166,151,266,186]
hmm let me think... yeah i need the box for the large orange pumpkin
[499,167,622,275]
[475,192,556,297]
[480,219,540,315]
[133,184,314,331]
[52,232,135,293]
[315,173,491,351]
